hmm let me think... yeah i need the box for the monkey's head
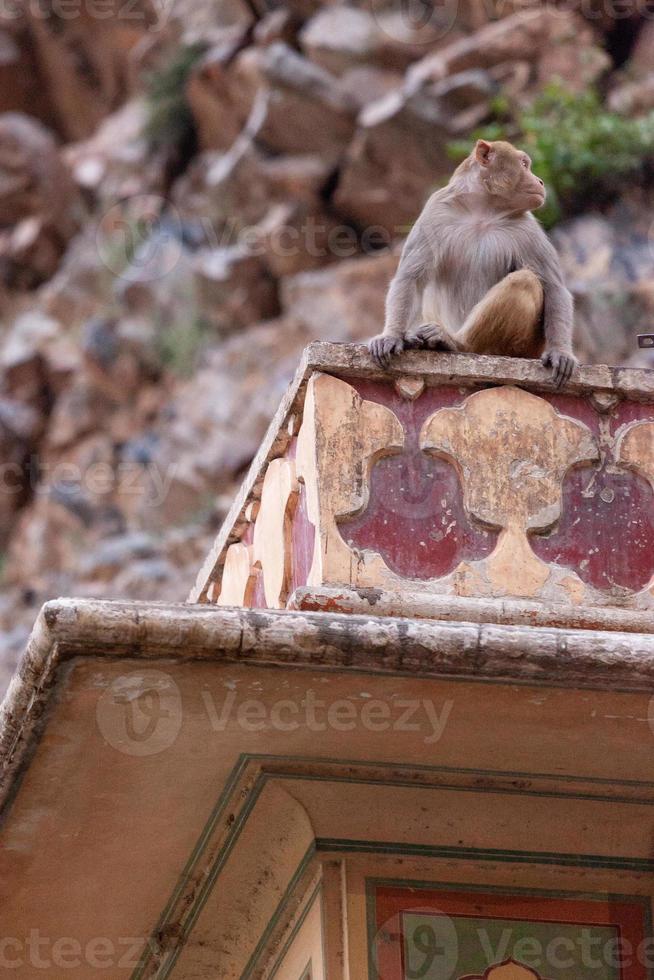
[473,139,546,213]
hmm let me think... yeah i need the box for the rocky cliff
[1,0,654,689]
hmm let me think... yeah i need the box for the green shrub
[449,84,654,228]
[143,42,206,153]
[157,313,209,378]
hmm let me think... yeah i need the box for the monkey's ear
[475,139,494,167]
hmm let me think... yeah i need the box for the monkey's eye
[521,158,530,168]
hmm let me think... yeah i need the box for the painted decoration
[214,370,654,612]
[372,885,649,980]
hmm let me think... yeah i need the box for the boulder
[173,144,333,232]
[185,29,254,152]
[248,201,346,278]
[0,23,53,122]
[333,83,463,233]
[142,316,312,526]
[192,246,279,333]
[407,8,610,96]
[0,114,83,287]
[338,65,404,110]
[24,0,160,140]
[281,249,399,342]
[552,189,654,369]
[238,43,357,157]
[608,73,654,116]
[0,395,40,546]
[299,6,438,75]
[253,8,301,47]
[630,19,654,77]
[64,100,160,208]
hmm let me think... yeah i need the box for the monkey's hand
[542,349,578,387]
[408,323,462,353]
[368,333,405,369]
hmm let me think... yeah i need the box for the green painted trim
[241,845,317,980]
[366,876,653,903]
[273,770,654,806]
[266,881,321,980]
[155,772,268,979]
[246,752,654,793]
[131,753,254,979]
[132,751,654,980]
[318,838,654,872]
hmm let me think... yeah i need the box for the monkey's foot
[368,334,405,369]
[542,349,578,387]
[408,323,462,353]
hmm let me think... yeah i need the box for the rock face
[23,0,161,140]
[406,7,610,95]
[0,114,83,287]
[552,189,654,369]
[0,0,654,694]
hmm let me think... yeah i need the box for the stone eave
[189,341,654,603]
[2,597,654,816]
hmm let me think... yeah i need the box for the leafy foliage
[157,313,209,378]
[143,42,206,153]
[449,84,654,228]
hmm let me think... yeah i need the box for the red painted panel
[532,460,654,593]
[350,379,467,430]
[341,447,496,579]
[346,381,654,592]
[341,382,495,579]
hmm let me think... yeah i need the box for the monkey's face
[474,139,546,213]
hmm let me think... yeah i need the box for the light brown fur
[415,269,544,358]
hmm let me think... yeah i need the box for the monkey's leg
[457,270,544,358]
[407,322,464,352]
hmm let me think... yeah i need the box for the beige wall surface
[0,656,652,978]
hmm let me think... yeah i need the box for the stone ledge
[2,597,654,816]
[303,341,654,399]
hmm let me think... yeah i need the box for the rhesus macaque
[368,139,578,386]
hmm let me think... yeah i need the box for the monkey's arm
[368,271,421,367]
[526,230,577,386]
[368,218,433,368]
